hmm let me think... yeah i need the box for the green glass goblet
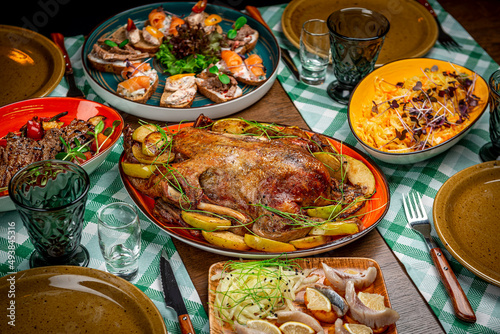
[327,7,390,104]
[479,69,500,161]
[8,160,90,268]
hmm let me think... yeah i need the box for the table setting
[1,0,499,333]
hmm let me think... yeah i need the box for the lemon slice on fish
[357,292,386,311]
[246,320,281,334]
[279,321,315,334]
[305,287,331,311]
[343,323,374,334]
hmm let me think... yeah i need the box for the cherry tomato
[26,120,44,140]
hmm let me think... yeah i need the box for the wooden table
[118,1,499,333]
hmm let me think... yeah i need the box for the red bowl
[0,97,124,211]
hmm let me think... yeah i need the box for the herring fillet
[344,280,400,328]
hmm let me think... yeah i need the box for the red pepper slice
[192,0,207,13]
[26,120,44,140]
[127,18,137,31]
[0,138,7,147]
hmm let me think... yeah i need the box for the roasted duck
[121,115,377,251]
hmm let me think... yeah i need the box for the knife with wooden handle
[160,250,196,334]
[245,5,300,81]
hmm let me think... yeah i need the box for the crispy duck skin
[122,119,366,242]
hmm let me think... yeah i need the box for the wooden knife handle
[50,32,73,72]
[430,248,476,323]
[245,6,272,32]
[178,314,196,334]
[416,0,438,18]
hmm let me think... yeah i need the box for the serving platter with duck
[82,1,280,122]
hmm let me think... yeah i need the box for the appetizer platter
[348,58,489,164]
[0,97,124,212]
[82,1,279,122]
[119,114,390,258]
[208,257,399,334]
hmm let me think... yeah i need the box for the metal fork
[435,18,462,52]
[416,0,462,52]
[403,192,476,323]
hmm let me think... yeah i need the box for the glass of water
[97,202,141,281]
[300,19,331,85]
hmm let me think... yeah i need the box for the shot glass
[98,202,141,281]
[479,69,500,161]
[8,160,90,268]
[327,8,390,104]
[300,19,331,85]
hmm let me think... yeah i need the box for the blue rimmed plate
[82,2,280,122]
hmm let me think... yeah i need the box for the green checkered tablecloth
[0,140,210,334]
[260,1,500,334]
[1,1,499,333]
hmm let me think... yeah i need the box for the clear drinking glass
[479,69,500,161]
[300,19,331,85]
[327,7,390,104]
[97,202,141,281]
[8,160,90,268]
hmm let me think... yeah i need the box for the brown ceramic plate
[0,25,65,107]
[281,0,438,65]
[433,161,500,287]
[208,257,397,333]
[0,266,167,333]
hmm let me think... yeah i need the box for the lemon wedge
[357,292,386,311]
[246,320,282,334]
[279,321,315,334]
[343,323,374,334]
[305,287,331,312]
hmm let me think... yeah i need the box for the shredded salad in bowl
[352,63,486,153]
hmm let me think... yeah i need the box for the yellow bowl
[348,58,489,164]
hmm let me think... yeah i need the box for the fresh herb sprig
[55,119,121,162]
[88,119,121,154]
[227,16,247,40]
[104,39,129,48]
[55,137,91,162]
[208,65,230,84]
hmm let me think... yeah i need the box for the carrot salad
[353,65,483,153]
